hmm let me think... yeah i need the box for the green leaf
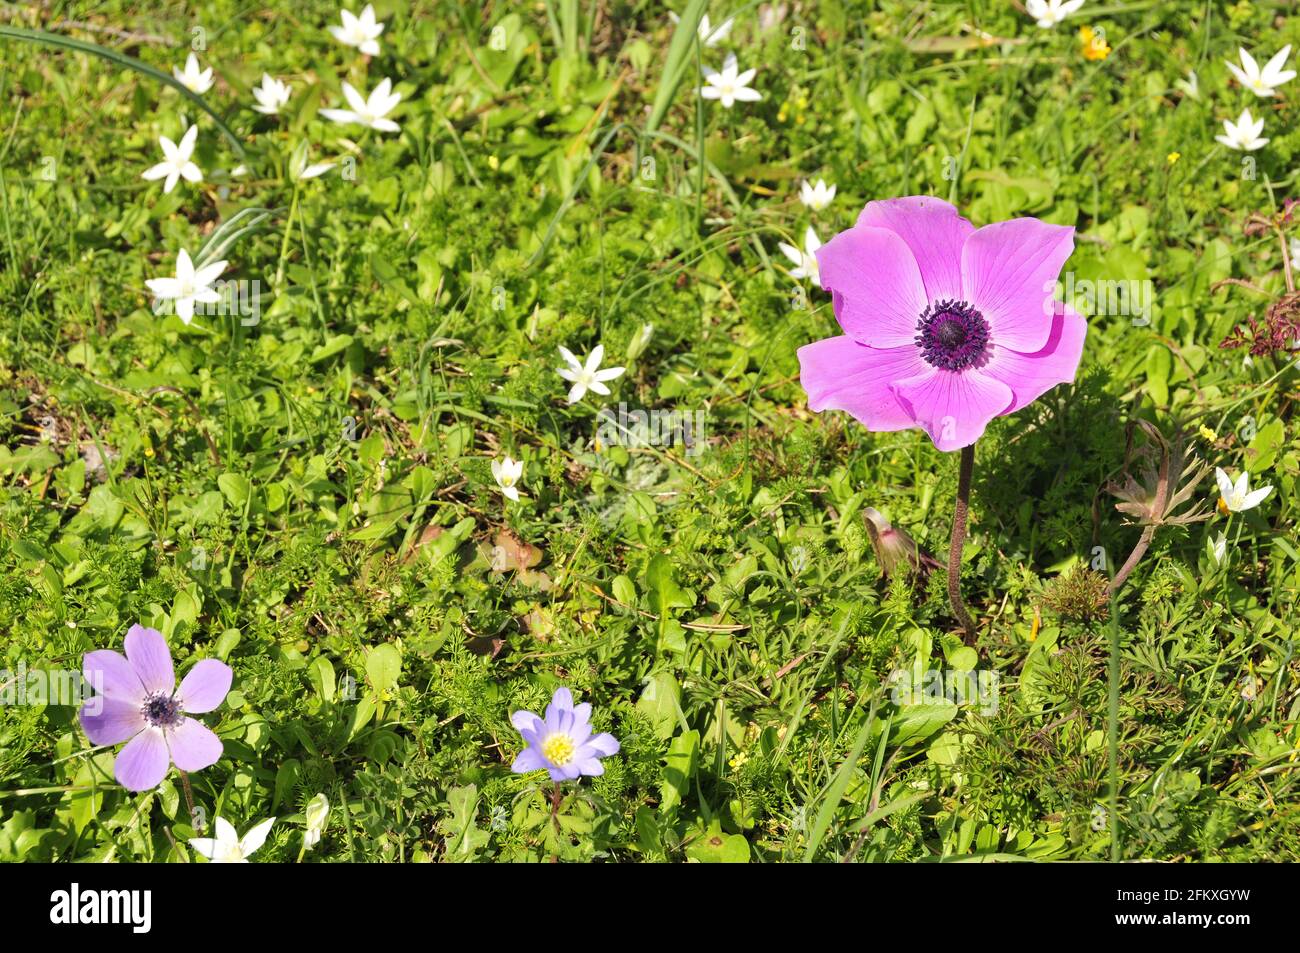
[365,644,401,696]
[660,729,699,815]
[685,820,750,863]
[217,473,253,508]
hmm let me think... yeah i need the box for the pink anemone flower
[797,196,1087,451]
[80,625,232,792]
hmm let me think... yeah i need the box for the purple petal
[569,720,593,747]
[572,758,606,777]
[178,659,232,714]
[520,722,546,748]
[511,746,547,774]
[857,196,973,302]
[552,763,581,782]
[83,650,145,705]
[124,625,175,695]
[960,219,1075,353]
[798,336,927,432]
[167,718,223,772]
[510,709,542,733]
[585,732,620,756]
[114,727,170,791]
[571,702,592,725]
[550,687,575,712]
[79,698,145,746]
[983,303,1088,415]
[816,225,928,348]
[890,369,1014,452]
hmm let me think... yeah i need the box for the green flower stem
[274,180,302,290]
[947,444,977,644]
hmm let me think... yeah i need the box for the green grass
[0,0,1298,862]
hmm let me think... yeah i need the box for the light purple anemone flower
[79,625,232,792]
[798,196,1087,452]
[510,688,620,782]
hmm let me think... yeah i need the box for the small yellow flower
[1166,152,1181,165]
[1079,26,1111,61]
[487,155,499,171]
[1198,425,1218,443]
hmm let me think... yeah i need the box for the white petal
[177,125,198,158]
[342,81,368,114]
[239,817,276,856]
[146,277,182,298]
[1215,467,1234,501]
[1241,485,1273,509]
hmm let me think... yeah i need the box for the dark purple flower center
[142,692,183,728]
[915,299,990,371]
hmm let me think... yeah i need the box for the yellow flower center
[542,733,575,766]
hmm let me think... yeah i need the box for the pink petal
[124,625,174,695]
[982,303,1088,415]
[167,718,223,772]
[815,225,928,348]
[890,368,1014,452]
[797,335,926,432]
[178,659,233,713]
[960,219,1075,352]
[857,196,973,302]
[80,698,146,746]
[114,727,171,791]
[83,650,145,704]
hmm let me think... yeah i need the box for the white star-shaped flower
[189,817,275,863]
[779,226,822,282]
[329,4,385,56]
[668,10,734,47]
[700,53,761,109]
[799,178,836,211]
[145,248,227,324]
[492,456,524,502]
[1024,0,1085,27]
[142,125,203,193]
[319,78,402,132]
[252,74,292,115]
[556,344,625,404]
[174,53,214,94]
[1215,108,1268,151]
[1215,467,1273,512]
[1226,45,1296,97]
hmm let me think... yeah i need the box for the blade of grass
[0,26,245,159]
[642,0,707,137]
